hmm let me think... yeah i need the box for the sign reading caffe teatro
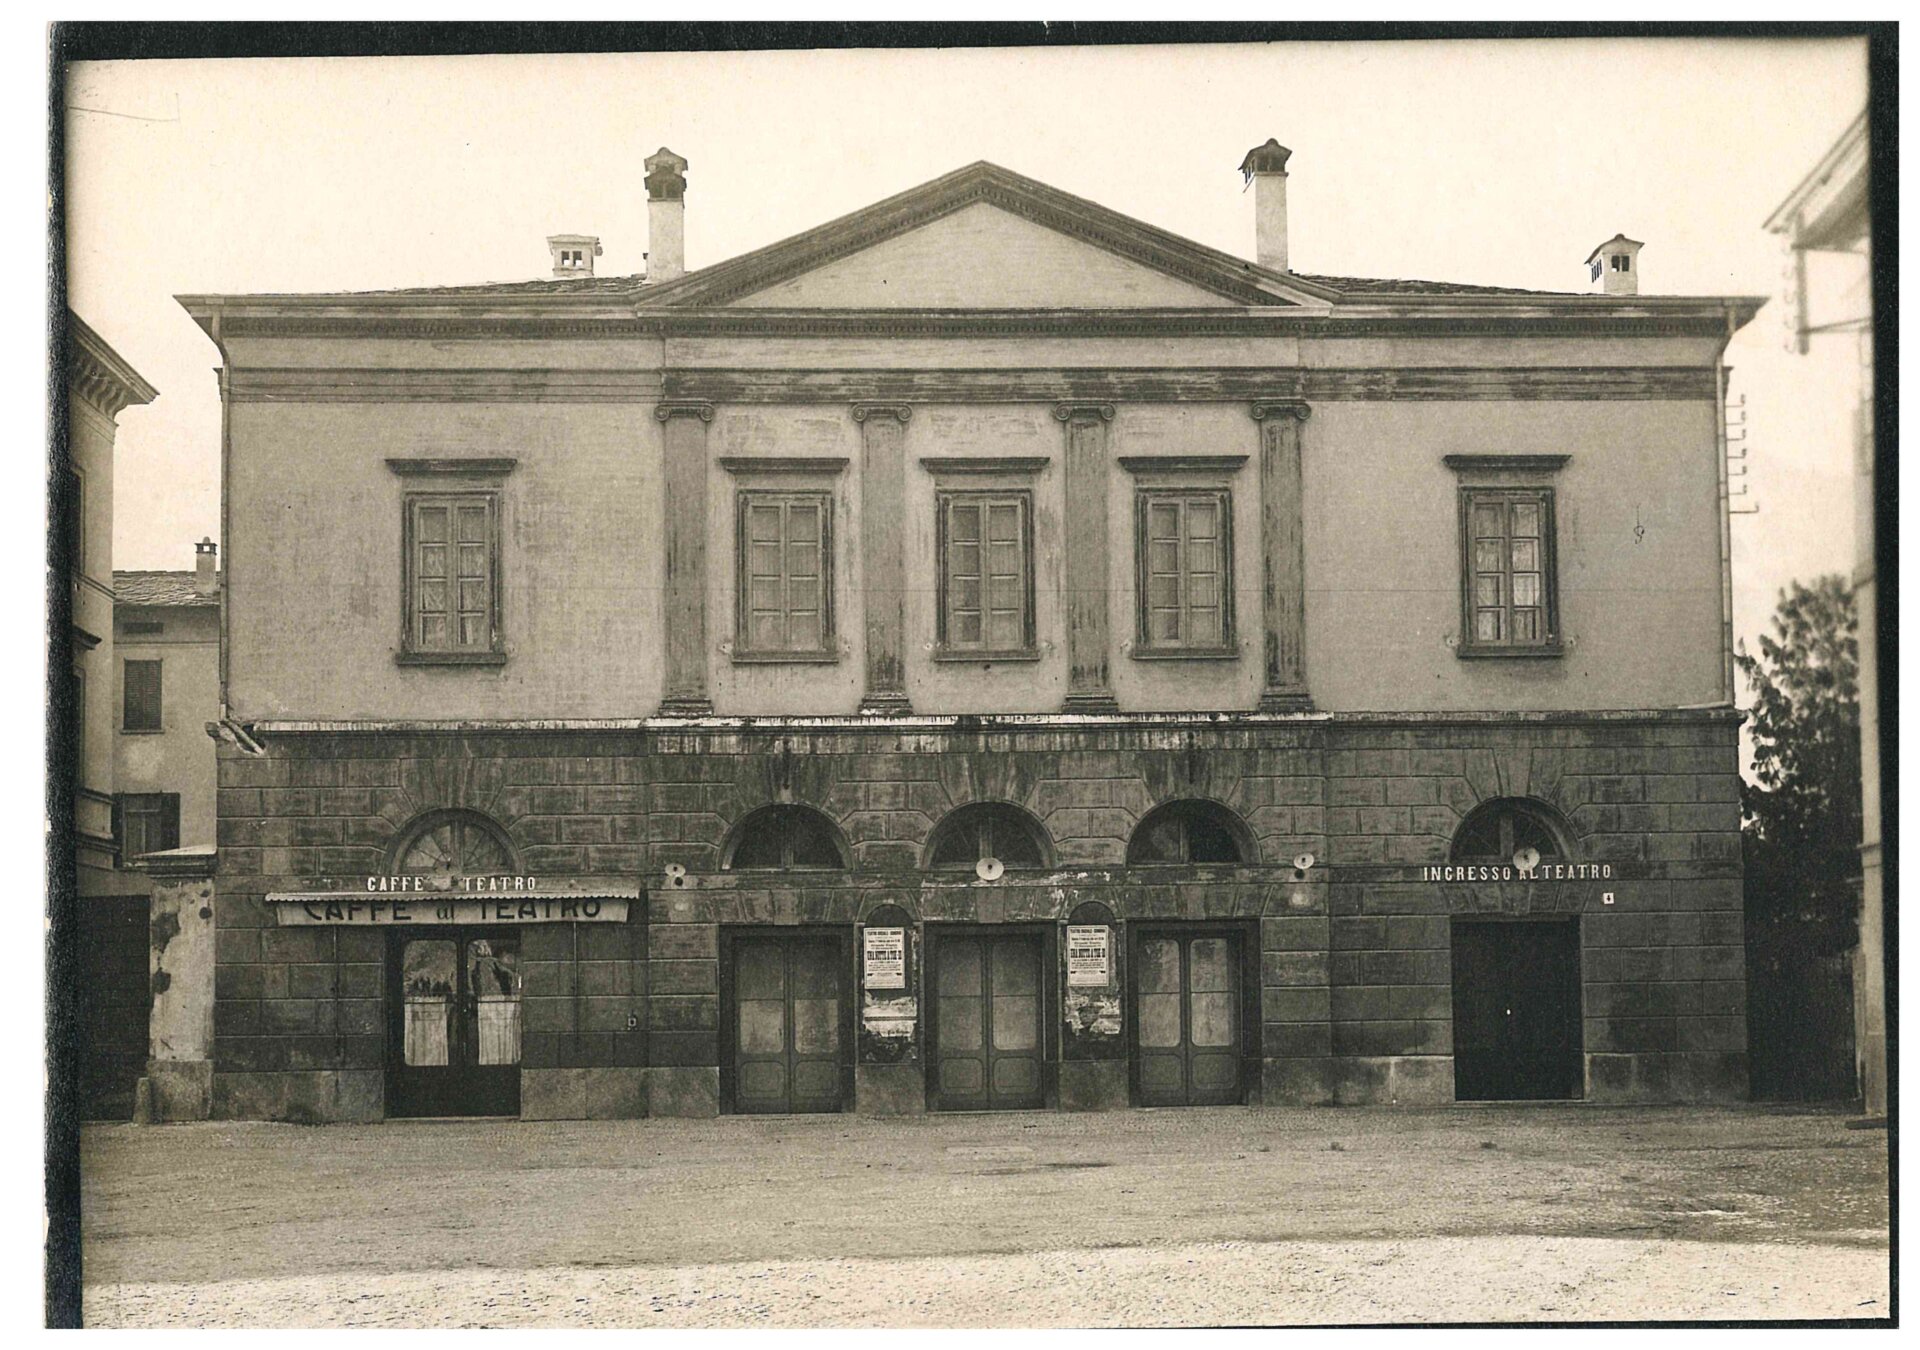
[267,875,638,925]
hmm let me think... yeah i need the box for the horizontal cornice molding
[1119,454,1249,475]
[918,455,1052,475]
[386,456,518,477]
[227,367,665,403]
[203,302,1760,344]
[1443,453,1572,474]
[66,314,158,418]
[717,455,849,475]
[666,366,1718,404]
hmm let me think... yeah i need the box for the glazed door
[1135,930,1244,1106]
[386,929,522,1118]
[1451,919,1583,1101]
[933,932,1045,1111]
[732,936,846,1114]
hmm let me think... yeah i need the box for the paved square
[81,1104,1889,1326]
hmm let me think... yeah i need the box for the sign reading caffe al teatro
[268,875,636,925]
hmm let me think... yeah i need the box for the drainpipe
[1714,305,1738,707]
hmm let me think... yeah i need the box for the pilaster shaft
[1056,403,1119,713]
[1253,401,1312,710]
[854,404,913,713]
[656,401,715,715]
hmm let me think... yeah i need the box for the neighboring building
[113,543,223,870]
[62,312,158,1118]
[177,145,1762,1123]
[1765,110,1880,1120]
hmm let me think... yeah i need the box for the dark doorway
[730,934,848,1114]
[930,929,1047,1111]
[79,896,152,1120]
[1132,927,1246,1106]
[1450,918,1583,1101]
[386,928,522,1117]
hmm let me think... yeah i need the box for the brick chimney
[547,234,601,279]
[194,537,218,595]
[1239,138,1293,273]
[645,148,688,282]
[1586,234,1644,296]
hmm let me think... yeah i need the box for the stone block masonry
[208,711,1745,1120]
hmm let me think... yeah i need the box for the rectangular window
[1135,489,1233,653]
[1460,487,1558,652]
[735,491,833,657]
[936,490,1034,656]
[115,792,180,858]
[122,659,162,732]
[404,493,500,660]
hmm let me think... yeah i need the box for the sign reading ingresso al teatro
[269,876,636,925]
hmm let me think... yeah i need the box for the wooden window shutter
[122,659,162,731]
[1461,486,1556,650]
[938,491,1032,654]
[1136,489,1232,652]
[736,491,832,654]
[407,493,498,655]
[161,793,181,852]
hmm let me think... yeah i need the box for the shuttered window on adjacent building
[1459,487,1558,651]
[121,659,162,732]
[405,493,499,658]
[1135,489,1233,653]
[115,792,180,858]
[735,491,834,657]
[936,491,1034,656]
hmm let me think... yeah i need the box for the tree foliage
[1736,575,1861,956]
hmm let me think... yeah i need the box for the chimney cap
[645,147,688,203]
[194,536,217,555]
[1584,233,1645,265]
[1239,138,1293,178]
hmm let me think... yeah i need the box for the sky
[63,37,1868,664]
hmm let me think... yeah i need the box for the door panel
[732,936,845,1114]
[1134,929,1244,1107]
[388,928,522,1118]
[933,932,1045,1111]
[1451,920,1583,1101]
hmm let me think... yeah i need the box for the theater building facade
[176,148,1762,1122]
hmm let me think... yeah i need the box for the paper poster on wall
[1066,924,1111,987]
[863,926,907,989]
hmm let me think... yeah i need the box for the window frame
[933,488,1039,662]
[1455,485,1561,657]
[924,802,1052,872]
[1132,485,1237,658]
[723,804,848,871]
[1449,798,1570,864]
[115,791,180,858]
[121,657,163,733]
[732,488,838,663]
[398,488,505,666]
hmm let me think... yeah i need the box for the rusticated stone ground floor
[80,1105,1889,1327]
[196,711,1749,1121]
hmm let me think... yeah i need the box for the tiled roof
[1292,273,1580,297]
[114,571,219,606]
[341,274,650,297]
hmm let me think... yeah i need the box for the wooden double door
[1450,918,1584,1101]
[386,928,523,1118]
[730,934,850,1114]
[1132,926,1247,1106]
[930,928,1048,1111]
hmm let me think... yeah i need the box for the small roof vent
[1585,233,1644,296]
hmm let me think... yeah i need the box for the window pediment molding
[919,455,1051,477]
[386,457,518,478]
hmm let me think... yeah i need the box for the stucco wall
[217,331,1729,722]
[115,604,221,850]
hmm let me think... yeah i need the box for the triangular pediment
[639,162,1332,310]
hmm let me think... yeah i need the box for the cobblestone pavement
[80,1103,1889,1327]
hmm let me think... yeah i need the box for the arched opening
[724,804,847,870]
[390,807,520,877]
[925,802,1051,872]
[1449,797,1568,865]
[1126,800,1253,865]
[1446,797,1582,1103]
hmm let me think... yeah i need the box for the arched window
[1126,800,1251,865]
[926,802,1050,871]
[1449,797,1567,864]
[393,808,518,877]
[725,805,846,870]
